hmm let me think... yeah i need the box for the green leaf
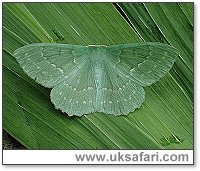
[3,2,193,149]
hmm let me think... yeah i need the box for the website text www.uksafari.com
[74,151,191,164]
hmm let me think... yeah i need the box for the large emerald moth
[14,42,178,116]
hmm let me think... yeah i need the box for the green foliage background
[3,2,193,149]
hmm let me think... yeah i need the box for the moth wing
[106,42,178,86]
[14,43,87,88]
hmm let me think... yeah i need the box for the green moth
[14,42,178,116]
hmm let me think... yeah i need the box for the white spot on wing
[58,68,64,74]
[51,64,56,67]
[83,101,86,104]
[87,45,96,47]
[130,68,135,72]
[109,101,112,104]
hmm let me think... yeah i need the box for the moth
[14,42,178,116]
